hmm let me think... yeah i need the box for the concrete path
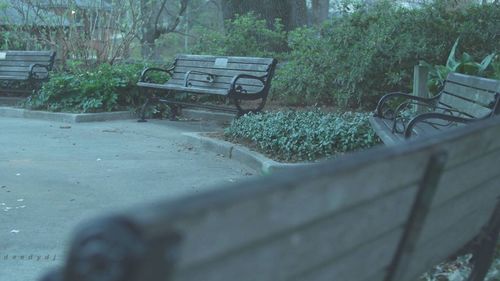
[0,117,255,281]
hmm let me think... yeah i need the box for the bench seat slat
[168,79,264,94]
[138,82,230,96]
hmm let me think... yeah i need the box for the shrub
[272,1,500,109]
[224,111,381,162]
[192,12,288,59]
[421,38,496,94]
[24,62,167,113]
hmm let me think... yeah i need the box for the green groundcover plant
[23,62,168,113]
[224,111,381,162]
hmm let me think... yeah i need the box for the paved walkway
[0,117,255,281]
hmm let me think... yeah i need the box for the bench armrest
[139,66,174,82]
[28,63,50,79]
[374,92,440,118]
[184,70,216,87]
[404,112,477,138]
[229,74,266,93]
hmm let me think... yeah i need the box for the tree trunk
[289,0,308,28]
[312,0,328,25]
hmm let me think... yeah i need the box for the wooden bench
[41,117,500,281]
[370,72,500,145]
[137,54,278,121]
[0,50,56,96]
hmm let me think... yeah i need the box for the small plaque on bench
[214,58,228,68]
[0,52,6,60]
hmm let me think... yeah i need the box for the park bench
[0,50,56,96]
[369,72,500,145]
[41,116,500,281]
[137,54,277,121]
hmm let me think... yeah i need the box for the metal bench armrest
[404,112,477,138]
[229,74,266,93]
[139,66,174,82]
[184,70,216,87]
[28,63,50,79]
[375,92,440,118]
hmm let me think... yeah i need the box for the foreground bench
[137,54,278,120]
[0,50,56,96]
[370,72,500,144]
[41,117,500,281]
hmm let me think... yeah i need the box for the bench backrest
[167,54,277,94]
[48,117,500,281]
[0,50,56,80]
[438,72,500,118]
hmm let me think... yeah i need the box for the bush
[192,12,287,59]
[224,111,380,162]
[24,62,167,113]
[272,1,500,109]
[421,39,497,94]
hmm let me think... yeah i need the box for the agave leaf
[460,52,473,63]
[478,53,495,74]
[446,38,460,70]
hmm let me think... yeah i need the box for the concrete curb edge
[0,107,135,123]
[182,132,313,175]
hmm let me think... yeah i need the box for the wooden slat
[368,116,405,145]
[167,79,264,93]
[175,60,271,72]
[433,148,500,205]
[173,186,416,281]
[176,54,275,65]
[171,73,266,87]
[443,82,498,108]
[3,56,54,62]
[447,72,500,93]
[418,176,499,243]
[438,92,492,117]
[435,117,500,167]
[0,60,49,67]
[400,206,495,281]
[4,51,54,56]
[287,229,402,281]
[137,82,229,96]
[0,75,28,80]
[130,150,432,269]
[173,66,267,78]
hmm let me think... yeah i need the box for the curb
[181,108,235,124]
[182,132,314,175]
[0,107,135,123]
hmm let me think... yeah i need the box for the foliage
[421,38,496,94]
[271,1,500,109]
[420,242,500,281]
[192,12,288,58]
[24,62,167,113]
[224,111,380,162]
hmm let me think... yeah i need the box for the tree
[312,0,328,25]
[138,0,189,60]
[221,0,308,31]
